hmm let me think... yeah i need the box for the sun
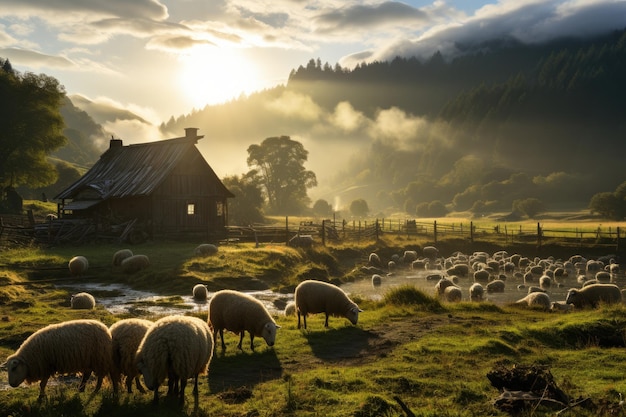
[178,46,261,109]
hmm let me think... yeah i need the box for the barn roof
[55,128,233,200]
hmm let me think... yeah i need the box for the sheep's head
[565,289,579,305]
[5,357,28,387]
[346,305,363,325]
[261,322,280,347]
[135,357,157,391]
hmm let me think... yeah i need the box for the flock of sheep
[364,246,624,311]
[1,244,363,404]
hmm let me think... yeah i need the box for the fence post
[434,220,438,243]
[376,219,380,242]
[470,221,474,243]
[286,216,289,245]
[537,222,542,249]
[322,219,326,247]
[617,226,620,253]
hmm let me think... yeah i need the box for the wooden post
[433,220,438,243]
[537,222,542,249]
[285,216,289,245]
[617,226,620,252]
[470,221,474,243]
[376,219,380,242]
[322,219,326,246]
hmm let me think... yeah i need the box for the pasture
[1,234,626,416]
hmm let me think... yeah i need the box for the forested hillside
[161,28,626,216]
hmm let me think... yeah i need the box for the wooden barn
[54,128,234,243]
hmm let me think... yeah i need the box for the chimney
[185,127,199,139]
[110,138,123,148]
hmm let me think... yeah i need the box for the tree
[312,199,333,217]
[246,136,317,215]
[349,199,369,217]
[222,172,266,225]
[512,198,546,218]
[589,191,624,220]
[0,68,67,189]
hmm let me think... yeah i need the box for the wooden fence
[223,218,625,252]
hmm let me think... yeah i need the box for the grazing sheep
[515,292,551,311]
[371,274,383,287]
[565,284,622,308]
[135,315,213,404]
[192,284,209,301]
[550,301,573,313]
[446,263,470,278]
[284,301,296,316]
[411,259,428,270]
[469,283,485,302]
[121,254,150,274]
[402,250,418,264]
[473,269,490,283]
[486,279,505,293]
[70,292,96,310]
[443,285,462,302]
[539,275,552,290]
[368,253,382,267]
[595,271,611,283]
[423,246,439,260]
[208,290,280,351]
[527,286,546,294]
[435,277,457,298]
[194,243,218,257]
[112,249,133,267]
[4,319,117,399]
[295,280,362,329]
[68,255,89,276]
[110,318,153,393]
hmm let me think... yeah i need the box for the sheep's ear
[0,361,7,370]
[275,324,281,329]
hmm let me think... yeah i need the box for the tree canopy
[222,172,266,225]
[0,62,67,189]
[246,136,317,215]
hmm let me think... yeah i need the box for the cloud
[369,0,626,62]
[0,0,168,20]
[314,2,430,33]
[265,90,323,121]
[329,101,367,133]
[0,47,75,69]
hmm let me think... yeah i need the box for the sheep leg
[193,375,199,395]
[297,311,302,329]
[38,376,49,400]
[135,376,146,393]
[179,379,187,404]
[79,370,92,392]
[126,376,133,393]
[152,387,159,404]
[237,331,245,350]
[249,334,255,351]
[218,329,226,351]
[324,313,329,327]
[93,375,103,393]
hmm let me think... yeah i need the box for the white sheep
[135,315,213,404]
[294,280,362,329]
[3,319,117,399]
[112,249,133,267]
[368,253,382,267]
[473,269,490,283]
[120,254,150,274]
[486,279,505,293]
[443,285,462,302]
[68,255,89,276]
[539,275,552,289]
[423,246,439,260]
[434,277,457,298]
[371,274,383,287]
[70,292,95,310]
[192,284,209,301]
[109,318,153,393]
[565,284,622,308]
[194,243,218,257]
[515,292,551,311]
[550,301,573,313]
[284,301,296,316]
[208,290,280,351]
[469,283,484,302]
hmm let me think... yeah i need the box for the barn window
[187,203,195,215]
[216,201,224,216]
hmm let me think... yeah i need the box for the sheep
[595,271,611,283]
[550,301,573,313]
[112,249,133,267]
[109,318,153,393]
[469,283,485,302]
[565,284,622,308]
[368,252,382,267]
[539,275,552,290]
[434,277,457,298]
[473,269,490,283]
[284,301,296,316]
[402,250,418,264]
[443,285,462,302]
[192,284,209,301]
[194,243,218,257]
[423,246,439,260]
[371,274,383,287]
[121,254,150,274]
[3,319,117,399]
[135,315,213,404]
[515,292,551,311]
[486,279,505,293]
[70,292,96,310]
[294,279,362,329]
[68,255,89,276]
[208,290,280,351]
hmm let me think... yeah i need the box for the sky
[1,0,626,141]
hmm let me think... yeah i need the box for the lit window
[187,203,195,215]
[216,202,223,216]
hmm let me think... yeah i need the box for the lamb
[68,255,89,276]
[469,283,485,302]
[120,254,150,274]
[112,249,133,267]
[192,284,209,301]
[135,315,213,404]
[194,243,218,257]
[70,292,96,310]
[208,290,280,351]
[284,301,296,316]
[565,284,622,308]
[550,301,573,313]
[515,292,551,311]
[3,319,117,399]
[109,318,153,393]
[294,279,362,329]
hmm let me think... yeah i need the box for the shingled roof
[55,128,233,200]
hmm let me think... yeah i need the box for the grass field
[1,223,626,416]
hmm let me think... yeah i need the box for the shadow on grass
[302,325,378,362]
[208,347,282,394]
